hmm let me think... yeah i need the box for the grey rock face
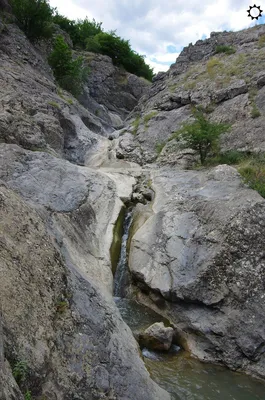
[79,53,150,124]
[118,24,265,165]
[139,322,174,351]
[129,165,265,378]
[0,149,170,399]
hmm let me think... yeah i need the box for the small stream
[113,210,265,400]
[113,209,133,298]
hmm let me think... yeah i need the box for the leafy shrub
[10,0,54,41]
[52,13,154,80]
[215,45,236,55]
[171,107,230,164]
[48,35,88,96]
[24,390,32,400]
[12,360,28,384]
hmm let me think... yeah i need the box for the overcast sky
[49,0,265,73]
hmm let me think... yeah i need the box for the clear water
[115,298,265,400]
[113,210,265,400]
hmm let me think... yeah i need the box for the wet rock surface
[129,165,265,378]
[139,322,174,351]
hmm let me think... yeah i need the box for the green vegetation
[251,103,261,118]
[48,35,88,96]
[48,100,60,108]
[248,86,261,118]
[143,111,158,128]
[215,45,236,55]
[156,142,166,154]
[258,35,265,48]
[24,391,32,400]
[10,0,153,80]
[206,57,224,78]
[200,149,265,199]
[171,107,230,164]
[239,156,265,198]
[56,299,69,313]
[10,0,54,41]
[53,15,154,80]
[12,360,28,384]
[132,116,141,135]
[204,150,247,166]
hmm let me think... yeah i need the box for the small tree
[10,0,54,41]
[48,35,88,97]
[173,107,230,164]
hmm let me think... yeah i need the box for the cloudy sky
[49,0,265,73]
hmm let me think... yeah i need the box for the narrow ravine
[112,195,265,400]
[113,209,133,298]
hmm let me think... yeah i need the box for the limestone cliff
[116,24,265,165]
[116,24,265,380]
[0,9,168,400]
[2,2,265,399]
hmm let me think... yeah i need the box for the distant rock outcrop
[116,24,265,164]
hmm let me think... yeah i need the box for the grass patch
[48,101,60,109]
[238,156,265,198]
[248,86,261,118]
[251,103,261,118]
[215,45,236,55]
[204,150,247,166]
[258,35,265,48]
[144,111,158,128]
[155,142,166,154]
[206,57,224,78]
[132,116,141,135]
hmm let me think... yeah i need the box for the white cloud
[49,0,262,74]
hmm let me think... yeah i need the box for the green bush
[48,35,88,96]
[171,107,230,164]
[52,13,154,81]
[10,0,54,41]
[12,360,28,384]
[215,45,236,55]
[24,390,32,400]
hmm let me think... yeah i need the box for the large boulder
[129,165,265,378]
[139,322,174,351]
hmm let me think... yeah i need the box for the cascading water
[113,209,133,298]
[112,208,265,400]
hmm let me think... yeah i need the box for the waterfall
[113,209,133,298]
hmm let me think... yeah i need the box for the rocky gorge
[1,3,265,399]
